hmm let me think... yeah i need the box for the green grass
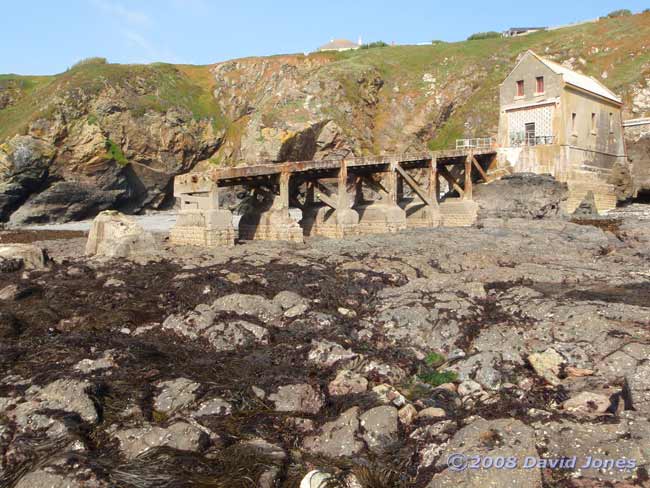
[0,63,227,142]
[104,138,128,166]
[418,370,459,387]
[424,352,446,368]
[2,11,650,157]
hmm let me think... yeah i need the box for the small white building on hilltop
[318,38,361,52]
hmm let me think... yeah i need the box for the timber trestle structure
[170,149,497,246]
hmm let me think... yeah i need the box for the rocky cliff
[2,12,650,223]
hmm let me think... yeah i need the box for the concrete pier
[171,149,495,246]
[169,176,236,246]
[238,172,303,242]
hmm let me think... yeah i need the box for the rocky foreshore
[1,209,650,487]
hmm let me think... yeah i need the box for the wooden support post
[464,155,473,200]
[354,176,364,206]
[386,162,398,204]
[396,172,404,201]
[394,164,434,206]
[305,180,315,206]
[273,171,290,210]
[208,183,219,210]
[439,166,465,197]
[471,156,490,183]
[428,158,438,203]
[338,160,349,209]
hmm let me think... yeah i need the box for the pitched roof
[319,39,359,50]
[528,51,622,104]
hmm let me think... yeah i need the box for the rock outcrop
[473,173,568,220]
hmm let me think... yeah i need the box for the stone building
[318,39,361,52]
[497,50,626,212]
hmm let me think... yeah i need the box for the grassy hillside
[0,62,227,141]
[1,11,650,154]
[326,11,650,149]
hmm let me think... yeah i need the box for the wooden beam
[338,160,349,209]
[464,155,473,200]
[438,166,465,197]
[385,163,398,204]
[471,156,490,183]
[361,175,389,196]
[314,181,338,209]
[394,164,434,206]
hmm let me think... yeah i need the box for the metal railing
[509,134,555,147]
[455,137,495,150]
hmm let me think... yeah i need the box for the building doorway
[525,122,536,145]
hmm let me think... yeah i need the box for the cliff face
[0,64,223,224]
[2,13,650,223]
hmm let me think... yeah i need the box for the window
[591,113,596,133]
[536,76,544,94]
[571,113,577,134]
[516,80,524,97]
[609,113,614,134]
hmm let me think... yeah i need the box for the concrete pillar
[300,162,359,238]
[354,162,407,234]
[238,171,303,243]
[169,179,236,247]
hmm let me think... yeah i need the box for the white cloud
[91,0,152,27]
[123,30,181,64]
[169,0,208,11]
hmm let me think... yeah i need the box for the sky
[1,0,648,75]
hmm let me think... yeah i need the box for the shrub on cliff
[360,41,389,49]
[70,57,108,69]
[467,31,501,41]
[604,9,632,18]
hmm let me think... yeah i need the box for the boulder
[626,362,650,414]
[528,348,565,386]
[430,418,542,487]
[192,397,232,417]
[114,422,207,459]
[0,244,48,270]
[36,379,98,424]
[85,210,160,259]
[308,339,358,368]
[211,293,283,323]
[153,377,200,414]
[303,407,365,457]
[328,370,368,396]
[473,173,568,220]
[359,405,399,453]
[562,391,612,415]
[269,384,323,414]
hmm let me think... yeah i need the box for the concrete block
[239,209,303,243]
[170,209,236,247]
[354,203,407,235]
[439,199,478,227]
[300,205,359,238]
[401,199,441,228]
